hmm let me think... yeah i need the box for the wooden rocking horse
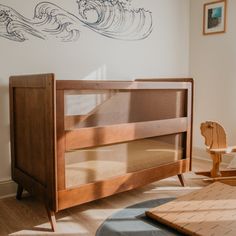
[196,121,236,184]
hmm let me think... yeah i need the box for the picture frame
[203,0,227,35]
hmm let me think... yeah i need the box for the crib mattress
[65,138,183,188]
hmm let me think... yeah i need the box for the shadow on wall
[0,79,11,181]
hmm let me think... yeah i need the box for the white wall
[0,0,190,182]
[190,0,236,150]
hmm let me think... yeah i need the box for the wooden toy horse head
[200,121,227,149]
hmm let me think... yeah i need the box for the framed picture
[203,0,227,35]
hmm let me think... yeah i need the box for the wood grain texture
[45,206,57,232]
[199,121,236,181]
[65,117,188,150]
[56,90,66,191]
[0,159,209,236]
[177,174,185,187]
[64,89,187,130]
[44,75,57,211]
[147,182,236,236]
[10,75,193,231]
[58,159,190,210]
[9,74,57,211]
[56,80,191,90]
[136,78,194,170]
[200,121,227,149]
[65,136,184,188]
[186,80,193,169]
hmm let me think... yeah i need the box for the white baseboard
[0,180,17,199]
[193,146,235,166]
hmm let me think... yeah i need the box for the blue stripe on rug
[96,198,185,236]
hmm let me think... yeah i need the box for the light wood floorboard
[0,159,219,236]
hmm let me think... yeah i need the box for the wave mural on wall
[0,0,153,42]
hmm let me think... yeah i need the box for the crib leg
[177,174,185,187]
[16,184,24,200]
[46,206,57,232]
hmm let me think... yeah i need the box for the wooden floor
[0,159,218,236]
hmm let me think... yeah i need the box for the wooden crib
[9,74,193,231]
